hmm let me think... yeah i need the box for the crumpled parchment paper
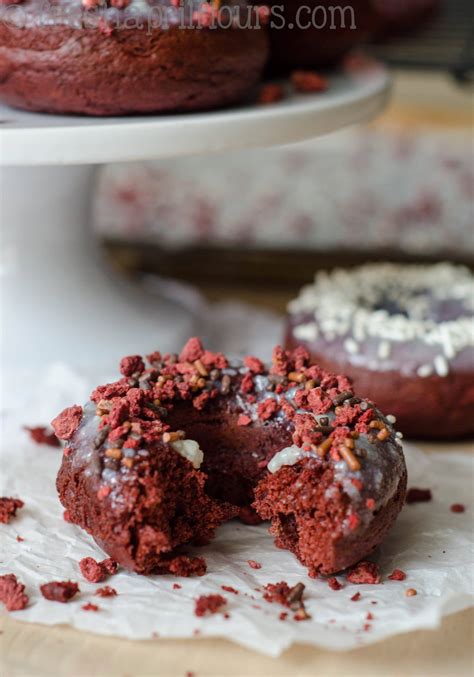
[1,359,473,656]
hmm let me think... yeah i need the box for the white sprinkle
[378,340,391,360]
[294,322,318,342]
[386,414,397,424]
[171,439,204,469]
[442,341,456,360]
[268,445,305,474]
[417,364,433,378]
[434,355,450,377]
[344,338,359,355]
[287,263,474,362]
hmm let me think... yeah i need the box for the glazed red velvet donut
[53,338,406,578]
[0,0,269,116]
[266,0,376,72]
[285,263,474,440]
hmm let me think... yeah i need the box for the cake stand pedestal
[0,59,390,369]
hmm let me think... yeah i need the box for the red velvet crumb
[248,560,262,570]
[240,373,254,394]
[82,602,99,611]
[451,504,465,513]
[263,582,291,606]
[79,556,117,582]
[0,497,24,524]
[173,583,182,590]
[346,561,381,585]
[258,84,285,105]
[51,405,83,441]
[80,557,106,583]
[179,337,204,363]
[221,585,239,595]
[101,558,118,575]
[388,569,406,581]
[350,592,361,601]
[194,594,227,617]
[327,577,343,591]
[291,70,328,93]
[237,415,252,427]
[24,426,60,447]
[348,513,361,530]
[95,586,117,597]
[257,399,278,421]
[406,488,432,504]
[0,574,29,611]
[243,355,265,373]
[40,581,79,603]
[119,355,145,377]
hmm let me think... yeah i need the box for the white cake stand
[0,59,390,369]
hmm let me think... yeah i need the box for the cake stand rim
[0,58,391,166]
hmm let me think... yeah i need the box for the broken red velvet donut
[54,339,407,577]
[0,0,269,116]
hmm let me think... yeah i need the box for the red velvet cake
[54,339,406,577]
[0,0,269,116]
[285,263,474,439]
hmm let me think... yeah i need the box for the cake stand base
[0,165,197,368]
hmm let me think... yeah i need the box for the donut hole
[166,401,292,508]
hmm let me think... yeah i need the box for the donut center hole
[166,402,292,507]
[365,287,466,323]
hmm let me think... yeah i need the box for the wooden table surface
[2,70,473,676]
[1,606,473,677]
